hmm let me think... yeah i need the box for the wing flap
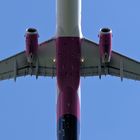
[108,51,140,80]
[0,51,28,80]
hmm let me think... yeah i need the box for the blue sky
[0,0,140,140]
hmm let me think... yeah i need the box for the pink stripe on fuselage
[57,87,80,120]
[56,37,81,120]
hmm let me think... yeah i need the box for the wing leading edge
[0,39,56,81]
[81,38,140,81]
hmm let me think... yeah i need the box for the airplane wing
[81,38,140,81]
[0,38,56,81]
[1,37,140,81]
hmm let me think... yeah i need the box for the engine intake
[100,28,112,34]
[26,28,38,34]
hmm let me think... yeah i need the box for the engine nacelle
[99,28,112,63]
[25,28,39,63]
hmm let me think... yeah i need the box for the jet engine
[99,28,112,63]
[25,28,39,63]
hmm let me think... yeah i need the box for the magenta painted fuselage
[56,37,81,119]
[56,37,81,139]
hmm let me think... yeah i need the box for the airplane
[1,0,140,140]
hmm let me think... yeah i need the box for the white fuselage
[56,0,82,37]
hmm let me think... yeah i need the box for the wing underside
[81,38,140,81]
[0,39,56,81]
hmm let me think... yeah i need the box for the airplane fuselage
[56,0,82,139]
